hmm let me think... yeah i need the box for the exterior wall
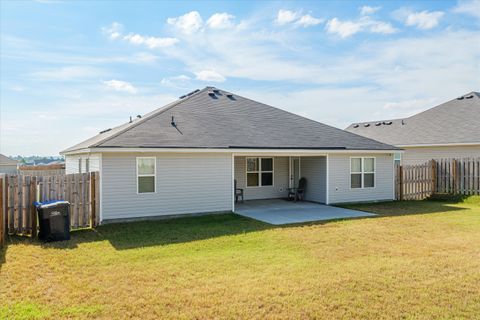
[401,145,480,165]
[234,156,289,200]
[65,153,101,174]
[101,153,232,221]
[0,165,18,175]
[300,156,326,203]
[328,153,394,204]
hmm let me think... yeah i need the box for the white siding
[300,156,326,203]
[101,153,232,220]
[65,153,101,174]
[234,156,289,200]
[328,153,394,204]
[402,145,480,165]
[0,165,18,174]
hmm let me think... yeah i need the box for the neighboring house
[61,87,399,223]
[346,92,480,165]
[0,154,18,174]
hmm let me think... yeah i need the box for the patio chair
[234,179,244,203]
[289,177,306,202]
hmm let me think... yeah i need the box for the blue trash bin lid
[34,200,70,208]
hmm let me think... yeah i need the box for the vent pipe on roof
[137,115,142,119]
[129,116,133,123]
[171,116,176,127]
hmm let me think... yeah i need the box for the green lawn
[1,198,480,319]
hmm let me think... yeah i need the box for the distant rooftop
[345,92,480,146]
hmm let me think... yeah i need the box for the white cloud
[275,9,323,27]
[453,0,480,19]
[102,22,178,48]
[194,70,225,82]
[102,79,138,94]
[296,14,324,27]
[404,10,445,29]
[102,22,123,40]
[275,9,299,25]
[160,75,192,88]
[167,11,203,34]
[360,6,381,15]
[326,16,397,38]
[122,33,178,48]
[206,13,235,29]
[326,18,363,38]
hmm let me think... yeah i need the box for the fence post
[399,165,404,201]
[452,159,458,194]
[30,176,37,238]
[90,173,96,228]
[431,160,437,195]
[0,177,4,248]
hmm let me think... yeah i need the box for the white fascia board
[398,142,480,148]
[62,147,401,156]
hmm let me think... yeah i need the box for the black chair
[288,177,306,202]
[234,179,244,203]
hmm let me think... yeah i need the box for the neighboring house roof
[62,87,398,154]
[0,154,18,166]
[345,92,480,147]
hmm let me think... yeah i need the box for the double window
[246,157,273,187]
[137,157,156,193]
[351,157,375,189]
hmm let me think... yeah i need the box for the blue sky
[1,0,479,156]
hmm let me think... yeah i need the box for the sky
[0,0,479,156]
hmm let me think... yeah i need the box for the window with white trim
[137,157,156,193]
[351,157,375,189]
[246,157,273,187]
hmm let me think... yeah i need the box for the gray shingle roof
[345,92,480,146]
[62,87,398,153]
[0,154,18,165]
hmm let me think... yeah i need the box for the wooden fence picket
[0,172,99,239]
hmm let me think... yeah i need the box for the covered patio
[234,199,375,225]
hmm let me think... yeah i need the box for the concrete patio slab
[234,199,375,225]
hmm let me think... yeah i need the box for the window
[137,157,156,193]
[350,157,375,189]
[246,157,274,187]
[85,158,90,172]
[394,153,401,166]
[78,158,82,173]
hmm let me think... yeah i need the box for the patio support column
[325,154,330,205]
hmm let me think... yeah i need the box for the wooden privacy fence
[396,158,480,200]
[0,172,99,240]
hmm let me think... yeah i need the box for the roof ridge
[91,87,208,148]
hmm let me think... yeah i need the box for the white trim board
[62,147,401,156]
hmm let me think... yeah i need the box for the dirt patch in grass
[1,200,480,319]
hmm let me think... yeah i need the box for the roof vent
[364,123,370,127]
[99,128,112,134]
[375,122,382,126]
[353,124,359,128]
[226,94,235,100]
[457,96,464,100]
[383,121,392,125]
[465,95,474,99]
[208,91,217,98]
[213,89,220,94]
[171,116,176,127]
[137,115,142,119]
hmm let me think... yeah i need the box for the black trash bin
[35,200,71,242]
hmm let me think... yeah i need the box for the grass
[1,198,480,319]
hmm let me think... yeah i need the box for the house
[346,92,480,165]
[0,154,18,174]
[61,87,399,223]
